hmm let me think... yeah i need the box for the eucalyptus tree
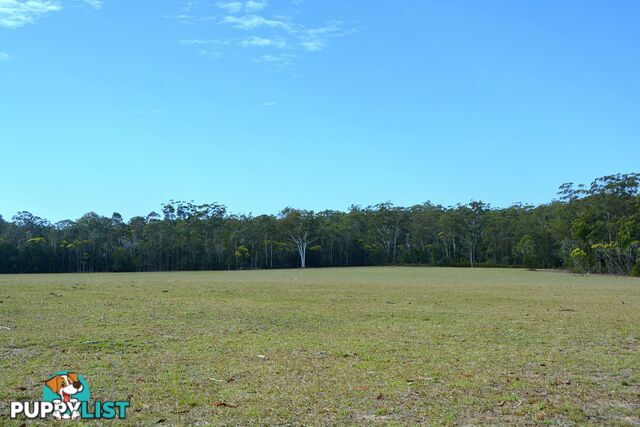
[456,201,487,267]
[366,202,405,264]
[254,214,278,269]
[279,208,317,268]
[405,203,442,265]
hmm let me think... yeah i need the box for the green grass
[1,267,639,425]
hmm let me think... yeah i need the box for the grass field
[1,267,639,425]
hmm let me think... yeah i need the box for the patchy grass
[1,267,639,425]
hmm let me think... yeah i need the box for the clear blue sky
[1,1,639,222]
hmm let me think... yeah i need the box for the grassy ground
[0,267,639,425]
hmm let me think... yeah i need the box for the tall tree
[279,208,317,268]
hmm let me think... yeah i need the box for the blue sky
[1,0,639,222]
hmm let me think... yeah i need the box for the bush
[570,248,589,273]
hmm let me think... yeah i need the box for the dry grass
[1,267,639,425]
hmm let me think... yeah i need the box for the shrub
[570,248,589,273]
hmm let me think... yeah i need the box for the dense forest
[1,173,639,276]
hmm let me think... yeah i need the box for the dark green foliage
[0,173,638,274]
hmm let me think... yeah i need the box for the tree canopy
[1,173,638,275]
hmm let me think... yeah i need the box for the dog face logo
[46,373,83,403]
[11,370,129,420]
[43,371,90,420]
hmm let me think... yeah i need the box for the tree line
[1,173,638,275]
